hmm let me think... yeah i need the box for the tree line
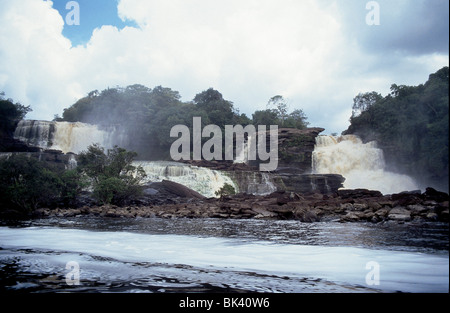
[0,144,146,217]
[344,66,449,192]
[58,86,309,159]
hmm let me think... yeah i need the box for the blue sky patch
[50,0,137,46]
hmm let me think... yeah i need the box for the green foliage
[77,144,146,205]
[352,91,383,118]
[267,95,289,125]
[59,86,310,159]
[344,67,449,191]
[0,93,32,135]
[0,155,63,213]
[0,144,144,214]
[92,176,127,205]
[284,109,310,129]
[253,109,279,126]
[59,169,89,207]
[215,183,236,198]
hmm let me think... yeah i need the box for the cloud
[333,0,449,56]
[0,0,448,135]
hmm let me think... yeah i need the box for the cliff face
[276,127,325,172]
[0,129,41,153]
[0,149,77,171]
[187,127,346,195]
[246,127,324,173]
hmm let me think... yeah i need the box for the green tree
[344,67,449,192]
[351,91,383,118]
[193,88,236,127]
[59,169,89,207]
[77,144,146,205]
[252,109,279,126]
[215,183,236,199]
[0,155,62,213]
[267,95,289,126]
[0,93,32,134]
[284,109,309,129]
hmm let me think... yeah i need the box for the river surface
[0,217,448,293]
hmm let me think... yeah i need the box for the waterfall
[134,161,239,198]
[246,172,277,195]
[14,120,127,154]
[312,135,419,194]
[13,120,55,149]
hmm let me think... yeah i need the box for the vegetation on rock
[344,67,449,192]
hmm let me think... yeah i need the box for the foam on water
[1,226,448,293]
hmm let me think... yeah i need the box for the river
[0,217,448,293]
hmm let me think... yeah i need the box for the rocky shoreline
[33,187,449,224]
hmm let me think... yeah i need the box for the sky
[0,0,448,134]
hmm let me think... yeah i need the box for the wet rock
[440,210,449,221]
[293,208,319,223]
[423,187,449,202]
[341,212,363,222]
[407,204,428,215]
[338,189,383,199]
[374,207,390,219]
[388,207,411,221]
[252,207,278,219]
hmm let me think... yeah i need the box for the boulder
[388,207,411,221]
[423,187,449,202]
[338,189,383,199]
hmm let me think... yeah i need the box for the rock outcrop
[182,127,324,174]
[0,150,77,171]
[35,187,449,224]
[182,127,337,194]
[251,127,324,173]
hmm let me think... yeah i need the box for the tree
[0,94,32,134]
[0,155,62,213]
[285,109,309,129]
[351,91,382,118]
[267,95,289,126]
[193,88,236,127]
[344,67,449,192]
[252,109,279,126]
[59,169,89,207]
[77,144,146,205]
[215,183,236,199]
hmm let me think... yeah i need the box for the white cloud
[0,0,448,134]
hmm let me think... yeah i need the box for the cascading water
[14,120,128,154]
[134,161,239,198]
[312,135,419,194]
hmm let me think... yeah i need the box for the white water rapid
[14,120,127,154]
[135,161,238,198]
[0,223,448,293]
[312,135,419,195]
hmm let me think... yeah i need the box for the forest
[58,87,309,159]
[55,85,308,160]
[344,66,449,192]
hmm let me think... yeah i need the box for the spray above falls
[312,135,419,195]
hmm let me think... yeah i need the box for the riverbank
[29,187,449,224]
